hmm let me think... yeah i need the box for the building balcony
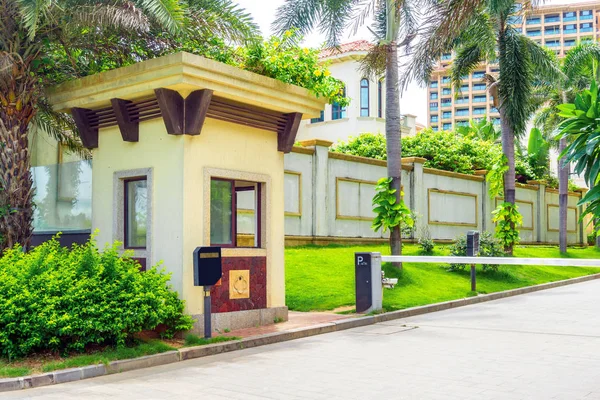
[580,14,593,21]
[563,28,577,35]
[563,16,577,22]
[526,19,541,25]
[580,27,593,33]
[545,17,561,23]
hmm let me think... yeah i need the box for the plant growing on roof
[243,31,348,106]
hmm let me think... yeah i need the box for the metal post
[470,265,476,292]
[204,285,212,339]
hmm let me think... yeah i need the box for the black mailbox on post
[466,231,480,257]
[193,247,222,339]
[193,247,222,287]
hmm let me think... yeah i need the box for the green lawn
[285,244,600,312]
[0,335,238,378]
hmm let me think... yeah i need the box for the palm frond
[451,43,483,94]
[318,0,364,47]
[69,3,151,32]
[359,42,386,78]
[272,0,325,39]
[563,42,600,84]
[401,0,487,89]
[33,98,90,160]
[16,0,51,39]
[498,27,530,137]
[522,35,564,84]
[138,0,186,34]
[186,0,260,44]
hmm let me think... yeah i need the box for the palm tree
[272,0,423,264]
[406,0,561,254]
[0,0,259,251]
[533,43,600,252]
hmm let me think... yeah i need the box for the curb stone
[2,272,600,392]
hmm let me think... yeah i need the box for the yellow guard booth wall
[48,52,326,331]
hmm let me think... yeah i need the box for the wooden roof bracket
[111,98,139,142]
[71,107,99,149]
[154,88,214,135]
[278,112,303,153]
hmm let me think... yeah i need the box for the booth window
[124,178,148,249]
[210,178,262,248]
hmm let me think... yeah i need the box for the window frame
[124,176,149,250]
[209,177,263,249]
[310,110,324,124]
[360,78,370,117]
[332,85,347,120]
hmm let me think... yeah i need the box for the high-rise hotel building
[427,1,600,131]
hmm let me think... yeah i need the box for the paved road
[5,280,600,400]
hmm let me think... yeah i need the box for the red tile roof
[319,40,373,59]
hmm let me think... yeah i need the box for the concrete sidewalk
[5,279,600,399]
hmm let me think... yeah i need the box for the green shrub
[0,237,193,360]
[417,225,435,254]
[588,232,598,246]
[448,231,504,272]
[331,130,502,174]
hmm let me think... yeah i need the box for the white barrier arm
[380,256,600,268]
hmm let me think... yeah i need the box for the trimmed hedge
[331,130,502,175]
[0,237,193,360]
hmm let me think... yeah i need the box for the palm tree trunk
[558,92,569,253]
[385,42,402,268]
[0,65,36,252]
[498,106,516,255]
[558,137,568,253]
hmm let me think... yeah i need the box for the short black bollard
[467,231,480,292]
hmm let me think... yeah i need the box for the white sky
[236,0,591,125]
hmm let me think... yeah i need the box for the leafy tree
[558,80,600,225]
[534,42,600,252]
[273,0,424,266]
[408,0,561,254]
[0,0,260,251]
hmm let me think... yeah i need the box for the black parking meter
[193,247,222,338]
[466,231,479,292]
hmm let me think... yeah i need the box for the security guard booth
[48,52,326,332]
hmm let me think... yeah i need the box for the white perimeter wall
[278,142,587,245]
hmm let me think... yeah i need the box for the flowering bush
[243,31,348,106]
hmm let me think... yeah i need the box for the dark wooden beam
[278,112,303,153]
[184,89,213,135]
[71,107,99,149]
[111,98,139,142]
[154,88,185,135]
